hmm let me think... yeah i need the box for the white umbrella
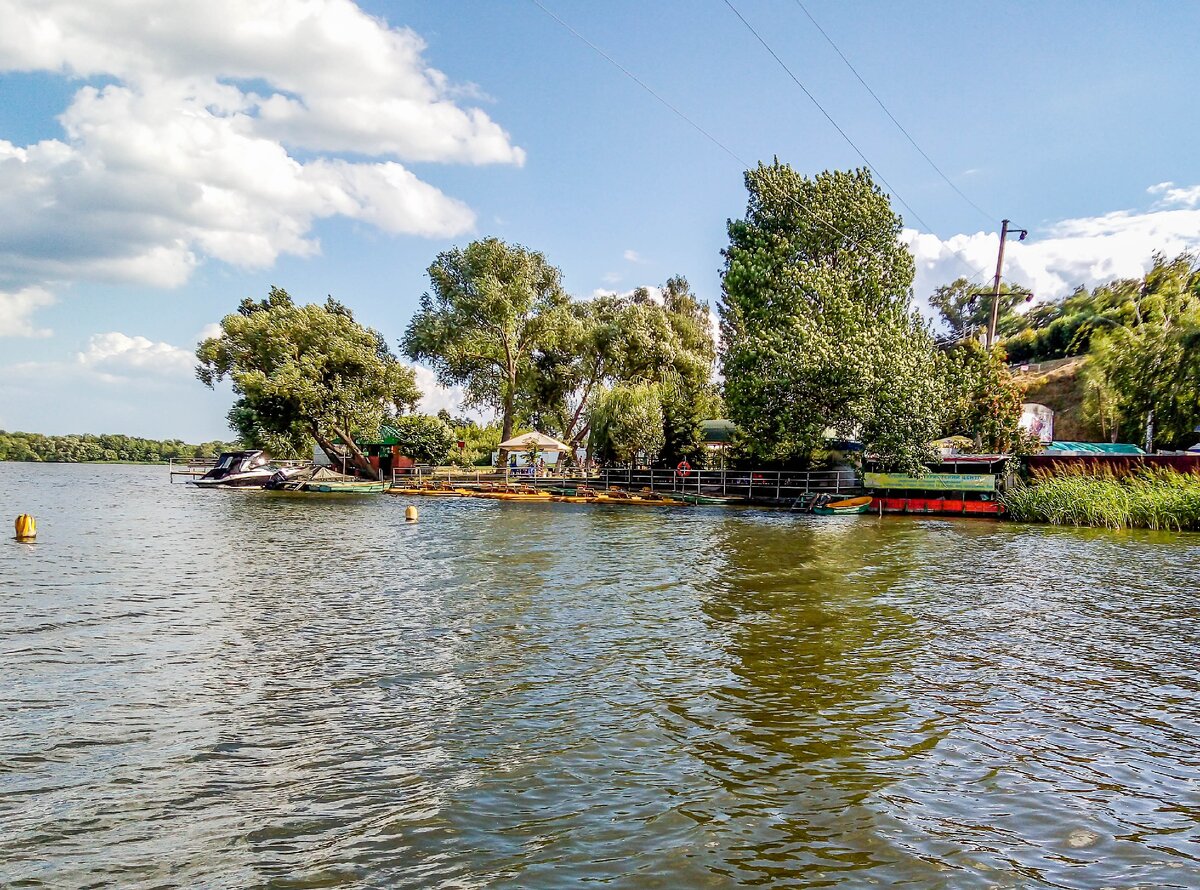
[497,431,573,452]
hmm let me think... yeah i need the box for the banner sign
[864,472,996,492]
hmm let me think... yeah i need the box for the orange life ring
[676,460,692,477]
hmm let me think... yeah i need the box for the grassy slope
[1011,355,1094,441]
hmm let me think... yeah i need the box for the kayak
[813,495,872,515]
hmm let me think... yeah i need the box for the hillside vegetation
[938,253,1200,450]
[0,431,231,463]
[1012,357,1091,441]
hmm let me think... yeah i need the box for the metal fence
[599,467,859,500]
[392,466,595,487]
[390,464,859,500]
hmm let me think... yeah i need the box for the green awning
[1041,441,1144,455]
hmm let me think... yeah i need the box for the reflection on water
[1,463,1199,888]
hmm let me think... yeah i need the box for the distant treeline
[0,431,235,463]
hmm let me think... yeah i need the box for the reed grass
[1003,466,1200,531]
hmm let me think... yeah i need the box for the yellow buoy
[405,505,418,522]
[14,514,36,540]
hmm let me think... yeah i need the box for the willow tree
[586,382,666,465]
[402,238,567,459]
[719,163,942,473]
[528,276,716,461]
[1081,254,1200,450]
[196,287,420,478]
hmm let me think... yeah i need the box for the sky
[2,0,1200,442]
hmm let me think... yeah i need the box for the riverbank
[1003,468,1200,531]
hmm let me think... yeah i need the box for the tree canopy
[386,414,457,465]
[719,162,942,473]
[196,287,419,478]
[587,382,666,465]
[930,277,1030,341]
[938,341,1030,453]
[0,431,231,463]
[402,238,568,456]
[527,276,717,462]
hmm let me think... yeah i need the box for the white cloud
[76,331,196,382]
[1148,181,1200,209]
[905,186,1200,310]
[0,286,55,337]
[591,285,664,303]
[623,249,643,263]
[407,362,480,420]
[195,323,224,342]
[0,0,522,291]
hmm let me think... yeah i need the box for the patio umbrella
[497,432,573,453]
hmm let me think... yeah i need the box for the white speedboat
[191,450,294,488]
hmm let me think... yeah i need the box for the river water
[2,462,1199,889]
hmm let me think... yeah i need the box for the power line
[792,0,995,225]
[720,0,998,286]
[528,0,995,291]
[719,0,935,234]
[526,0,872,255]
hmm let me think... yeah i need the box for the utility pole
[987,219,1028,349]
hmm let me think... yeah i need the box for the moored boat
[264,465,385,495]
[677,492,744,506]
[303,480,388,494]
[812,495,872,515]
[389,482,471,496]
[191,450,299,489]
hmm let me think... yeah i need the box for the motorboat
[264,465,385,494]
[191,450,294,489]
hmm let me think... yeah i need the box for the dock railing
[386,464,860,501]
[599,467,859,501]
[392,465,599,488]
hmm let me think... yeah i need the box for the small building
[700,419,737,466]
[314,424,416,477]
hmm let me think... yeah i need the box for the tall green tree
[1077,254,1200,449]
[402,238,567,459]
[528,275,717,459]
[386,414,457,465]
[196,287,420,478]
[719,162,943,473]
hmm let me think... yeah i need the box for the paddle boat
[389,481,471,497]
[594,487,681,507]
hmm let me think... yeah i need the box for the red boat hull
[869,497,1003,517]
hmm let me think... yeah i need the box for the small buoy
[14,514,36,541]
[405,506,418,522]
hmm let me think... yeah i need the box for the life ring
[676,460,692,478]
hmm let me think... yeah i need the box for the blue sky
[2,0,1200,441]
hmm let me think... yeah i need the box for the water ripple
[1,464,1199,888]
